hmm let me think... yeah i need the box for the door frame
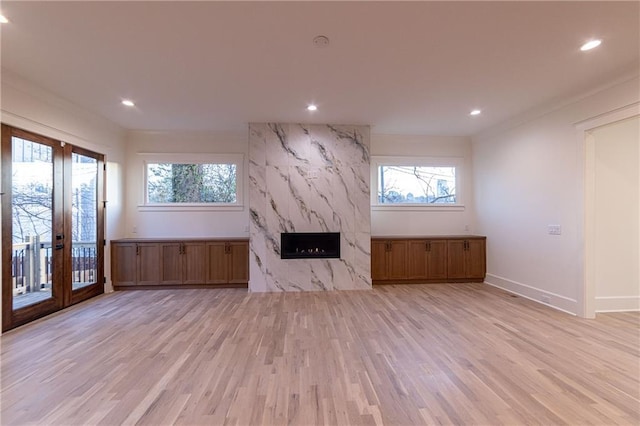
[575,102,640,318]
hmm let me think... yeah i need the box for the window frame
[371,156,465,211]
[138,153,244,211]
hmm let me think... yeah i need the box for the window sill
[138,204,244,212]
[371,204,465,212]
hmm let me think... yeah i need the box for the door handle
[55,243,64,250]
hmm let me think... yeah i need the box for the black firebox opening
[281,232,340,259]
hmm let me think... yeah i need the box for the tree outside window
[377,165,456,204]
[147,163,237,204]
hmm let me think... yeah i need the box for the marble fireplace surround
[248,123,372,292]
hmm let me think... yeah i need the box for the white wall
[592,116,639,312]
[370,134,474,236]
[123,130,249,238]
[1,71,127,305]
[473,75,640,315]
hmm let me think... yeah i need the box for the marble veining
[249,123,371,292]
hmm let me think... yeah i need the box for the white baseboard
[595,296,640,312]
[485,273,578,315]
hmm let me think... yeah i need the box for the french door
[1,125,105,331]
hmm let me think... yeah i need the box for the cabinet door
[447,240,467,279]
[371,240,389,280]
[427,240,448,280]
[207,242,228,284]
[407,240,429,279]
[465,239,486,280]
[159,243,183,285]
[183,242,207,285]
[387,240,407,280]
[228,241,249,284]
[111,243,137,286]
[137,243,161,285]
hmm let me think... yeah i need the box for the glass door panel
[71,152,98,291]
[10,136,55,309]
[3,125,104,331]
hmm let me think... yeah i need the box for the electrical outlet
[547,225,561,235]
[244,225,249,233]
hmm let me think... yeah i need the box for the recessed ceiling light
[121,99,135,107]
[580,39,602,51]
[307,104,318,111]
[0,15,9,24]
[470,109,481,116]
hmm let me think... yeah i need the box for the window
[147,163,237,203]
[371,156,463,209]
[140,153,243,210]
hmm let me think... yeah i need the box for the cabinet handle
[464,240,469,251]
[136,244,139,255]
[180,244,184,255]
[225,243,230,254]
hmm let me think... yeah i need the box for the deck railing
[11,237,97,295]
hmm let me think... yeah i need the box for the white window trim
[138,152,244,211]
[371,155,465,211]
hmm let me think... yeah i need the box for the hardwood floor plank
[1,284,638,425]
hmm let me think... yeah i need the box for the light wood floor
[1,284,638,425]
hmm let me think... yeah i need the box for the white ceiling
[1,1,638,136]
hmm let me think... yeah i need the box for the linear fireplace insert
[280,232,340,259]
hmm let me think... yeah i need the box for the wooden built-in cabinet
[407,239,448,280]
[158,241,208,285]
[446,239,486,281]
[371,239,408,281]
[206,241,249,285]
[111,238,249,289]
[371,236,485,284]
